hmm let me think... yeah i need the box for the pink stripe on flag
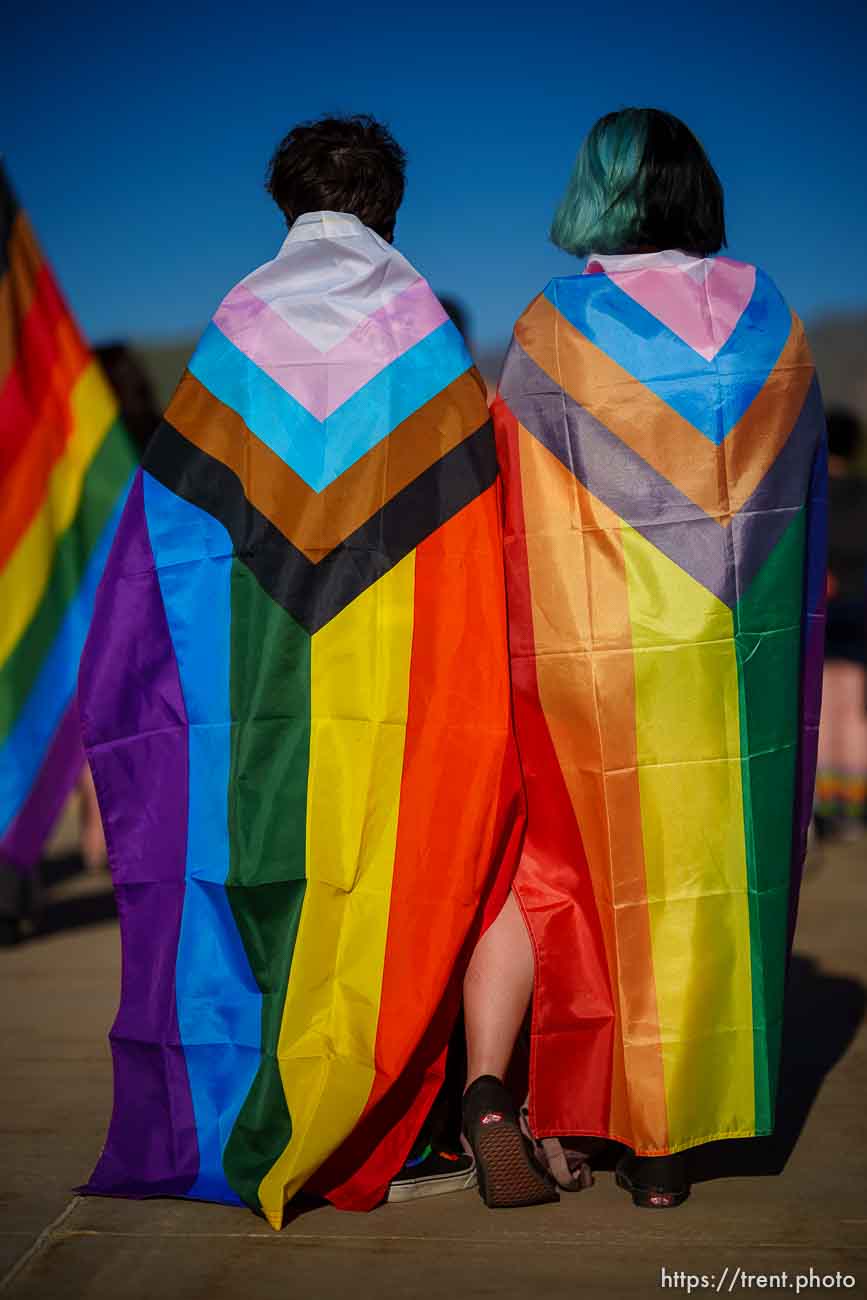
[0,700,83,872]
[213,277,449,420]
[609,257,756,361]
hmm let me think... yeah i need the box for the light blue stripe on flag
[0,479,132,836]
[143,472,261,1207]
[188,318,472,490]
[546,269,792,443]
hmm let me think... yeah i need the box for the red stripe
[494,398,616,1140]
[1,261,70,400]
[0,300,89,565]
[312,486,523,1209]
[0,262,87,478]
[1,261,69,431]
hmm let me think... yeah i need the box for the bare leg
[461,893,558,1207]
[464,890,534,1087]
[79,765,107,872]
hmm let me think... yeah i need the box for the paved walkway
[2,839,865,1299]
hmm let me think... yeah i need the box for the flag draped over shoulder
[495,252,827,1156]
[0,165,135,870]
[80,212,522,1227]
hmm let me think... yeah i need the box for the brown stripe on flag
[723,317,815,511]
[514,294,814,527]
[166,367,489,560]
[144,416,497,634]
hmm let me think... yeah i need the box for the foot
[519,1107,594,1193]
[387,1144,477,1203]
[615,1152,690,1208]
[462,1076,559,1209]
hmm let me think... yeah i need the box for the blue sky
[4,0,867,353]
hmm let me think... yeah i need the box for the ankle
[464,1071,505,1094]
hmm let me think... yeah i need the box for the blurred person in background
[437,295,470,350]
[460,108,827,1211]
[94,343,162,457]
[814,408,867,839]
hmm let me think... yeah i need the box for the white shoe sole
[387,1167,478,1203]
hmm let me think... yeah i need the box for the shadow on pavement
[36,887,117,937]
[0,854,116,945]
[690,953,866,1182]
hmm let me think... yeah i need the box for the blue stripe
[0,480,132,836]
[142,473,261,1207]
[545,268,793,444]
[188,318,472,490]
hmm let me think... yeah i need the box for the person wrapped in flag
[0,165,136,934]
[78,115,523,1226]
[459,109,827,1210]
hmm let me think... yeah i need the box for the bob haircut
[266,114,406,241]
[551,108,726,258]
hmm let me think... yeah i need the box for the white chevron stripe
[239,212,420,353]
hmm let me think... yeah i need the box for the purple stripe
[729,379,825,602]
[504,344,824,613]
[503,342,738,604]
[0,701,83,872]
[79,472,199,1198]
[787,436,829,949]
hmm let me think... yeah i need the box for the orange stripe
[0,212,42,385]
[313,485,517,1208]
[168,367,489,560]
[723,314,814,509]
[0,312,89,567]
[498,399,614,1140]
[0,209,89,539]
[0,261,68,408]
[517,294,814,523]
[518,423,668,1150]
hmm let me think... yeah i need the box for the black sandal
[462,1076,559,1209]
[615,1152,690,1208]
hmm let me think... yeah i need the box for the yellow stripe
[257,552,415,1226]
[621,525,756,1147]
[0,361,117,667]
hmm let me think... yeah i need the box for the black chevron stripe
[143,417,497,634]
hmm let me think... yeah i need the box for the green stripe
[0,418,136,741]
[735,508,806,1130]
[222,559,311,1213]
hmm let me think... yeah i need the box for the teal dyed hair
[551,108,726,258]
[551,109,649,257]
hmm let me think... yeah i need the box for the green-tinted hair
[551,108,726,258]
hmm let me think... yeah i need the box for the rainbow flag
[80,212,521,1226]
[496,251,827,1155]
[0,165,136,870]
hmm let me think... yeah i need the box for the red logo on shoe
[480,1112,504,1125]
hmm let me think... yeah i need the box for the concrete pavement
[2,838,866,1299]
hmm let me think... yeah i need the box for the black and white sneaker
[387,1143,478,1203]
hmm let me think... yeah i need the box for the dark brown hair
[265,115,406,240]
